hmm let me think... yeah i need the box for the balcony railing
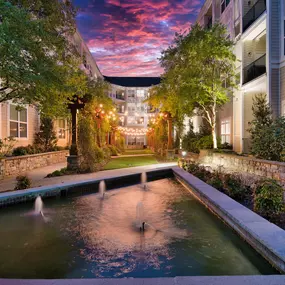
[243,0,266,32]
[243,54,266,85]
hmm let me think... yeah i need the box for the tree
[34,117,58,152]
[249,94,285,161]
[0,0,84,116]
[148,24,237,148]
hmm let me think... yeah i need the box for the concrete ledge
[0,167,173,208]
[0,275,284,285]
[172,166,285,273]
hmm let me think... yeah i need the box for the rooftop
[104,76,161,87]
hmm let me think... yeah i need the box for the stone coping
[172,166,285,273]
[3,150,69,161]
[0,167,172,207]
[197,150,285,167]
[0,276,284,285]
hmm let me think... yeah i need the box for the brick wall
[1,150,68,178]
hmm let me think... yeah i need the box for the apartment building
[105,77,160,147]
[194,0,284,153]
[0,30,103,148]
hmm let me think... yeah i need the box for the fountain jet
[99,180,106,199]
[34,196,43,215]
[141,172,147,190]
[136,202,146,231]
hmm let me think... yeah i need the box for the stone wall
[1,150,69,178]
[186,150,285,185]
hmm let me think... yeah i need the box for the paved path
[0,162,177,193]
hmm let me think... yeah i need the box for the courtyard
[1,0,285,284]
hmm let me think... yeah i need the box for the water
[141,172,147,190]
[99,180,106,199]
[0,179,277,278]
[34,196,43,214]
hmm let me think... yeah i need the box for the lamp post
[67,96,85,170]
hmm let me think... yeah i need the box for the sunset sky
[73,0,203,77]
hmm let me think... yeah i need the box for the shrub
[46,167,69,178]
[108,145,119,156]
[254,179,284,219]
[207,172,224,191]
[34,117,58,152]
[12,145,38,156]
[102,145,111,160]
[0,137,16,157]
[223,173,249,201]
[14,175,31,190]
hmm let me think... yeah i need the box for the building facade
[0,30,103,148]
[105,77,160,148]
[194,0,284,153]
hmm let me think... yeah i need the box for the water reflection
[0,179,278,278]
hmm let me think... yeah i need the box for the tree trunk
[212,126,217,149]
[212,111,217,149]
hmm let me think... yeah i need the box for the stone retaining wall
[186,150,285,185]
[1,150,69,178]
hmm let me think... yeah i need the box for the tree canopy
[0,0,86,116]
[148,23,237,148]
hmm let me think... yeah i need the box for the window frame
[8,103,28,139]
[221,118,231,144]
[57,119,66,139]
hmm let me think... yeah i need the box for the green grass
[104,155,158,170]
[122,149,154,155]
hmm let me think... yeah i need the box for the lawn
[104,155,158,170]
[122,149,154,155]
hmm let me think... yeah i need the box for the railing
[243,54,266,84]
[243,0,266,32]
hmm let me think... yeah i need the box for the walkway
[0,162,177,193]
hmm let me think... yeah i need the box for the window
[137,90,145,97]
[9,104,27,138]
[221,119,231,144]
[221,0,230,13]
[58,119,66,139]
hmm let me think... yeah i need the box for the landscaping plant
[254,179,284,220]
[0,137,16,157]
[34,117,58,152]
[14,175,31,190]
[249,94,285,161]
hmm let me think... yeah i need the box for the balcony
[243,54,266,85]
[243,0,266,32]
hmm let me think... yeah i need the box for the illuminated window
[137,90,145,97]
[221,119,231,144]
[9,104,27,138]
[58,119,66,139]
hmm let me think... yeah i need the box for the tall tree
[0,0,84,115]
[149,24,237,148]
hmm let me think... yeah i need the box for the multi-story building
[105,77,160,147]
[0,30,103,148]
[194,0,284,153]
